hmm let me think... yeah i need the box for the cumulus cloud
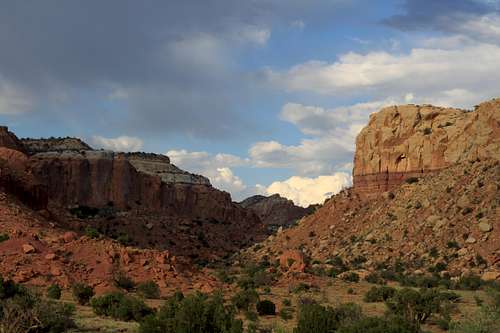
[267,37,500,108]
[249,98,401,176]
[167,149,251,196]
[91,135,144,152]
[266,173,351,207]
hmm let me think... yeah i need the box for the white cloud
[267,37,500,108]
[249,98,402,176]
[167,149,251,197]
[266,173,351,207]
[0,79,33,114]
[91,135,144,152]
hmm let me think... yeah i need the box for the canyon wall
[353,99,500,198]
[0,127,259,226]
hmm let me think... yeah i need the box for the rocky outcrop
[21,137,92,154]
[126,152,210,185]
[353,99,500,197]
[0,126,26,153]
[0,147,48,210]
[28,150,254,225]
[240,194,316,226]
[0,128,261,228]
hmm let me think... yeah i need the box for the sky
[1,0,500,206]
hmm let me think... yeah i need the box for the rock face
[21,137,92,154]
[353,99,500,198]
[240,194,316,226]
[0,128,260,227]
[0,126,26,153]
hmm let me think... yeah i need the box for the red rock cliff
[353,99,500,198]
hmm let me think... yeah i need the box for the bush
[117,234,132,246]
[280,307,294,320]
[256,300,276,316]
[85,226,100,239]
[294,302,362,333]
[139,292,243,333]
[231,289,259,311]
[72,283,94,305]
[364,286,396,303]
[47,283,62,300]
[405,177,419,184]
[0,276,75,333]
[342,272,360,283]
[113,271,136,291]
[365,272,386,285]
[91,292,154,322]
[0,233,9,243]
[455,274,483,290]
[70,205,99,219]
[385,288,444,331]
[137,280,160,299]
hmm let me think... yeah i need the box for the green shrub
[91,292,154,321]
[47,283,62,300]
[0,276,75,332]
[256,300,276,316]
[113,271,136,291]
[231,289,259,311]
[137,280,160,299]
[455,274,483,290]
[244,310,258,321]
[117,233,132,246]
[342,272,360,283]
[385,288,444,331]
[280,307,294,320]
[85,226,100,239]
[283,298,292,307]
[365,272,386,285]
[405,177,419,184]
[294,302,362,333]
[0,233,9,243]
[363,286,396,303]
[138,292,243,333]
[447,241,460,249]
[69,205,99,219]
[72,283,94,305]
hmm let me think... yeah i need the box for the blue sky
[1,0,500,205]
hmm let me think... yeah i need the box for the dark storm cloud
[0,0,356,138]
[384,0,496,31]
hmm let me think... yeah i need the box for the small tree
[385,288,442,331]
[47,284,62,300]
[137,281,160,299]
[256,300,276,316]
[72,283,94,305]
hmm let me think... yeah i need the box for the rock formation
[0,127,265,261]
[21,137,92,154]
[353,99,500,198]
[240,194,316,227]
[0,126,26,153]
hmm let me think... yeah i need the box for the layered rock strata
[353,99,500,197]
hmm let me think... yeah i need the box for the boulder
[63,232,78,243]
[478,222,493,233]
[482,271,500,281]
[22,243,36,254]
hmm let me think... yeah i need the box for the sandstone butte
[353,98,500,198]
[246,97,499,280]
